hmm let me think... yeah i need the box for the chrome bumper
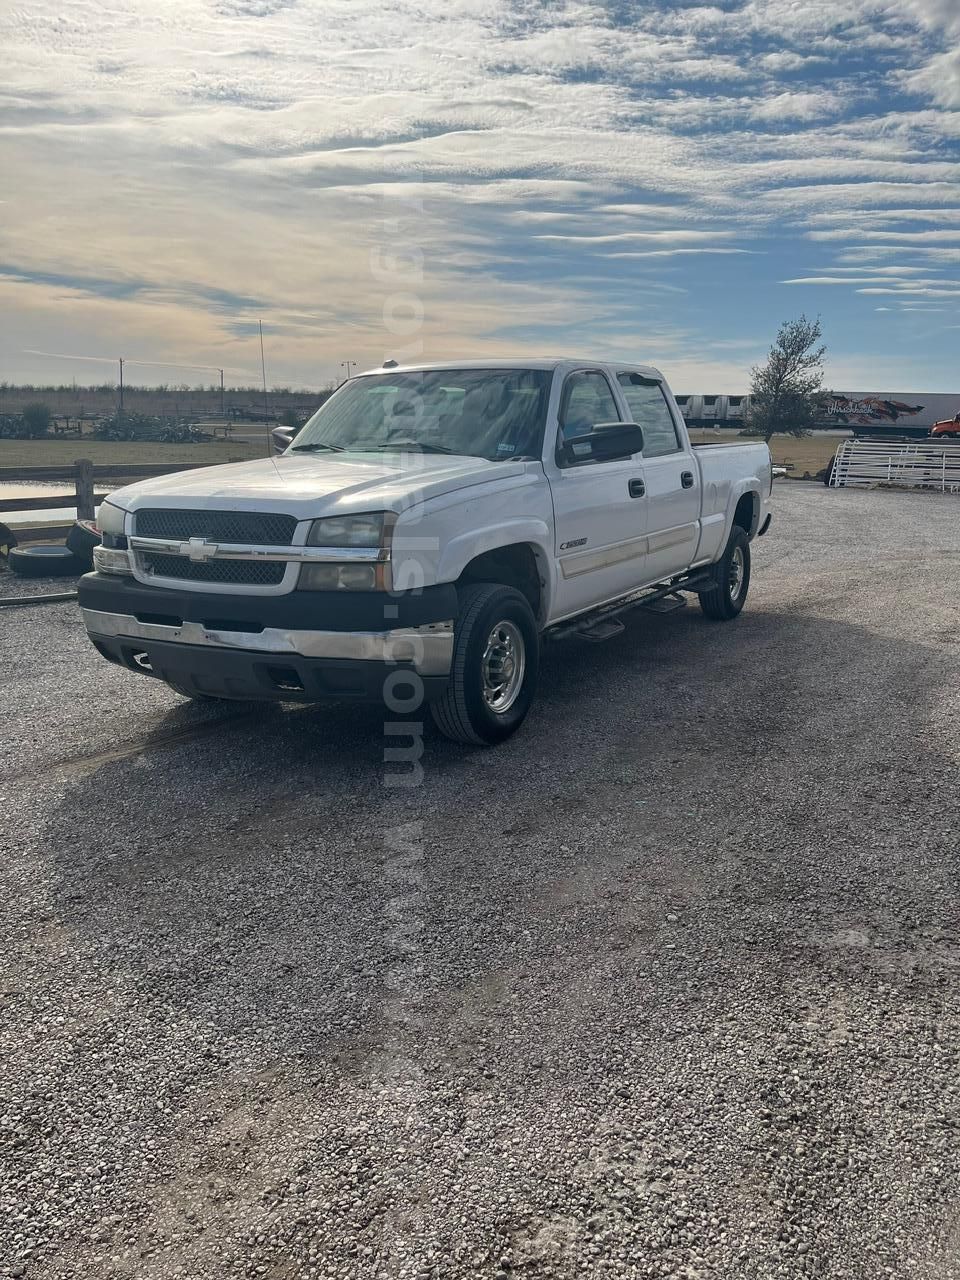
[81,608,454,678]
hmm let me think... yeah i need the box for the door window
[617,373,681,458]
[558,371,622,445]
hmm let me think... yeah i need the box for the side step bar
[546,569,715,642]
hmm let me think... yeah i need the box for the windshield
[289,368,552,462]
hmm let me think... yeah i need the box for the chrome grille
[141,553,286,586]
[135,509,297,545]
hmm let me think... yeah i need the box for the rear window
[617,373,682,458]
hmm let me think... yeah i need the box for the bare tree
[747,315,825,441]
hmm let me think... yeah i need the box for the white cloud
[748,91,844,123]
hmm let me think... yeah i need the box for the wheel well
[457,544,544,621]
[733,492,757,536]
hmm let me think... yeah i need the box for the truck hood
[106,451,531,519]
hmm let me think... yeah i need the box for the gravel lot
[2,483,960,1280]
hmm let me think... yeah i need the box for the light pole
[340,360,356,385]
[118,357,124,415]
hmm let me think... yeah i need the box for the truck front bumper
[78,574,456,703]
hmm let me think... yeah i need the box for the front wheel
[430,583,540,746]
[698,527,751,621]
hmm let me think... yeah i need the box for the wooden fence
[0,459,215,542]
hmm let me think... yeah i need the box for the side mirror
[560,421,644,466]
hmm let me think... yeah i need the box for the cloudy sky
[2,0,959,393]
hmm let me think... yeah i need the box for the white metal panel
[830,439,960,492]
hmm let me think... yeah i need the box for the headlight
[97,500,128,546]
[299,563,380,591]
[300,512,395,591]
[307,512,391,548]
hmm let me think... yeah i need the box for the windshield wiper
[289,441,345,453]
[358,440,457,455]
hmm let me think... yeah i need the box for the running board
[547,570,714,642]
[640,593,687,614]
[577,617,626,642]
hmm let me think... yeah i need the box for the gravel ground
[2,483,960,1280]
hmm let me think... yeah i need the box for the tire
[430,583,540,746]
[164,677,229,702]
[66,520,101,568]
[698,527,751,621]
[0,522,18,556]
[8,544,85,578]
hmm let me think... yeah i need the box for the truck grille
[135,509,297,545]
[141,554,286,587]
[134,509,297,588]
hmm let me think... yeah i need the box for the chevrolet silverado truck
[79,359,773,745]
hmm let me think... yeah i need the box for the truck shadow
[37,603,957,1055]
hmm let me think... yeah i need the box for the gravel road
[2,483,960,1280]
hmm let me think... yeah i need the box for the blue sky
[1,0,958,392]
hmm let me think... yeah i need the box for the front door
[547,368,650,619]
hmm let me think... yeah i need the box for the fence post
[74,458,95,521]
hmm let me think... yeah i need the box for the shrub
[21,402,52,438]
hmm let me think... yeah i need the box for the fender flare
[437,520,556,618]
[723,481,761,539]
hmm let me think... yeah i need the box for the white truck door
[615,372,700,581]
[546,368,650,619]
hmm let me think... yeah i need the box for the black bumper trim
[89,633,448,704]
[77,573,458,633]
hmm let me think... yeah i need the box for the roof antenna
[383,358,398,368]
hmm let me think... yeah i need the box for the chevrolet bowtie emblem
[179,537,220,562]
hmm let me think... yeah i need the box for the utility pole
[340,360,356,385]
[118,357,124,415]
[219,368,225,417]
[259,320,269,421]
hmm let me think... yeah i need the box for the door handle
[681,470,695,489]
[628,478,645,498]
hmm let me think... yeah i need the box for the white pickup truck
[80,359,772,745]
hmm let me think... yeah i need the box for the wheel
[8,544,86,578]
[698,527,751,621]
[430,583,540,746]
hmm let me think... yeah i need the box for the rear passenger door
[616,372,700,581]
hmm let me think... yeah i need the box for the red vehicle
[930,413,960,439]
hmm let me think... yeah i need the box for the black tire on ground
[698,526,751,621]
[164,677,229,701]
[430,583,540,746]
[8,544,86,578]
[0,522,18,557]
[66,520,101,568]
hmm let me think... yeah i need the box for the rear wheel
[430,583,540,746]
[698,527,751,621]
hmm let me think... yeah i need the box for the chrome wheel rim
[728,545,746,601]
[481,619,525,714]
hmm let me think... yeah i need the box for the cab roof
[357,357,665,380]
